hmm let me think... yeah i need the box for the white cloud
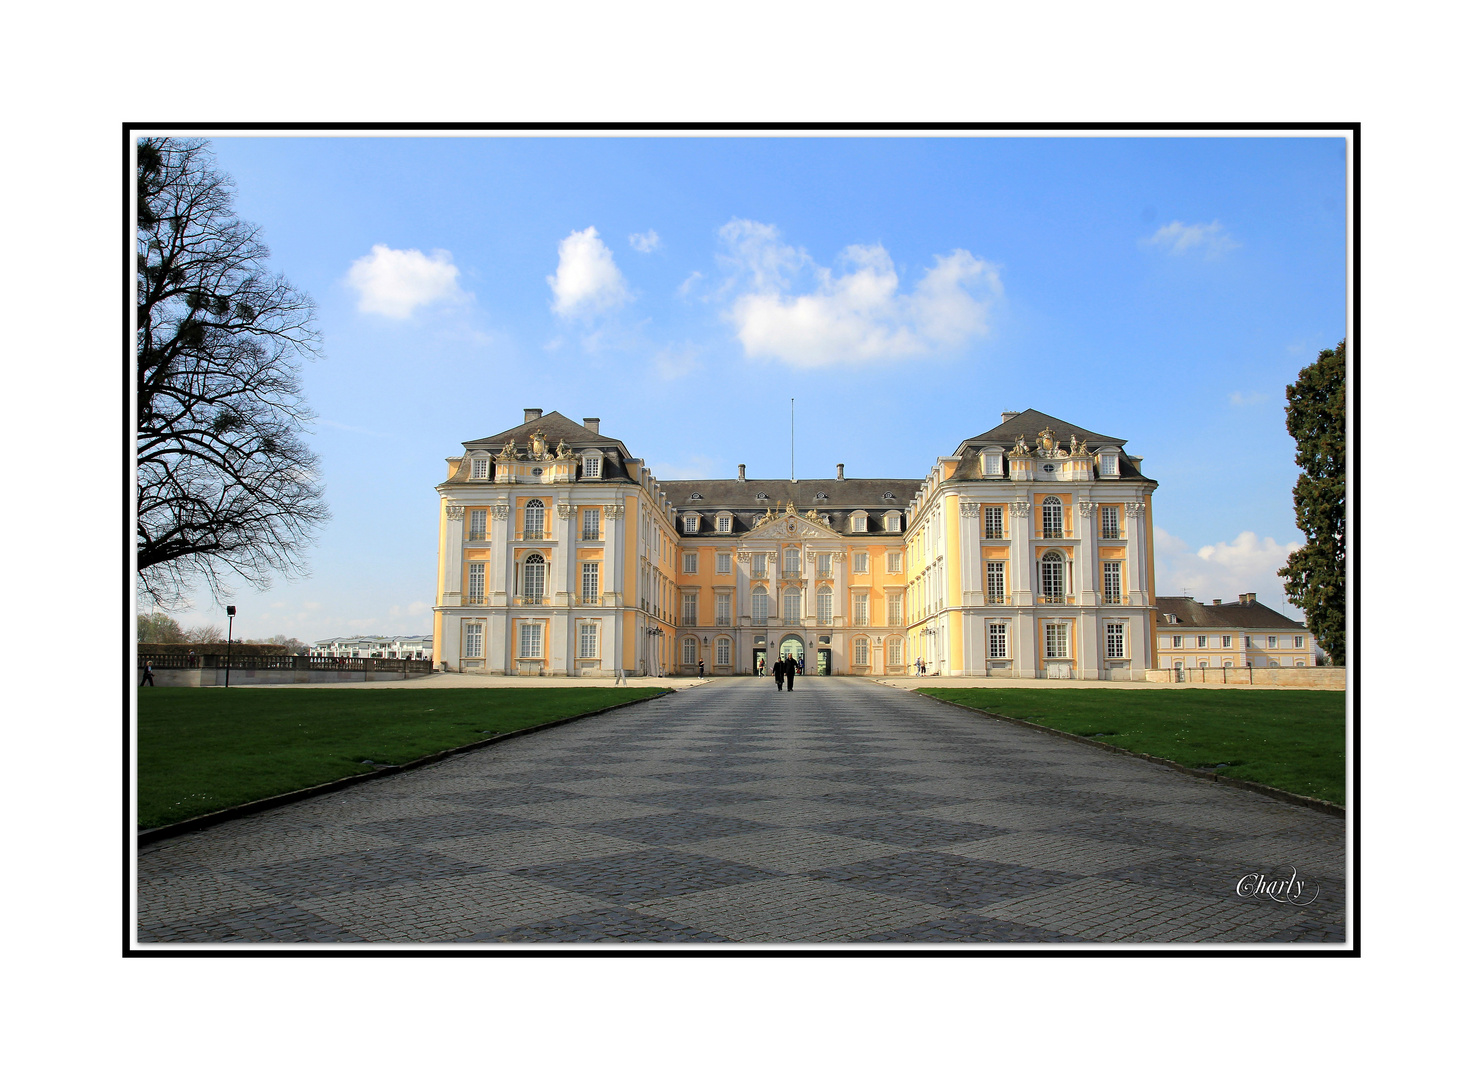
[1141,219,1239,258]
[344,244,466,318]
[548,227,631,318]
[1228,391,1269,407]
[677,270,704,297]
[716,219,1001,367]
[1154,527,1300,606]
[629,229,661,253]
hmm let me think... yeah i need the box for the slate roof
[663,477,921,537]
[949,408,1150,482]
[444,411,637,485]
[1154,596,1306,630]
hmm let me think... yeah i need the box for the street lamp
[224,605,236,688]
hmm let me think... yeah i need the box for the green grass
[918,688,1346,806]
[137,687,666,830]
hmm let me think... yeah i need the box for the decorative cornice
[1007,500,1031,518]
[604,503,625,518]
[1078,500,1095,517]
[491,504,509,519]
[445,504,465,519]
[959,501,981,517]
[556,503,578,518]
[1124,501,1146,517]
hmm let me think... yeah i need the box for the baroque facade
[432,407,1159,678]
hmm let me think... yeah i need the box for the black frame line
[123,120,1358,959]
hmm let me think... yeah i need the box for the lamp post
[224,605,236,688]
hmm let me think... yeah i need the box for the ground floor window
[578,623,598,659]
[1105,621,1125,659]
[1044,622,1068,659]
[682,637,697,665]
[887,638,902,666]
[854,638,870,666]
[519,623,543,658]
[463,621,484,658]
[988,622,1008,659]
[716,637,731,666]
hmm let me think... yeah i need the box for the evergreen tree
[1278,340,1346,664]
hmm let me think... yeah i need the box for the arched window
[716,636,732,666]
[887,637,903,666]
[1039,550,1065,599]
[682,637,697,665]
[784,547,801,573]
[523,552,546,600]
[817,586,833,624]
[524,499,545,539]
[1042,496,1063,539]
[783,587,801,624]
[751,586,769,624]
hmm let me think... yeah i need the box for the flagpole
[790,397,795,482]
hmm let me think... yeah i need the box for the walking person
[772,656,786,691]
[140,660,155,687]
[187,648,196,668]
[697,657,705,680]
[784,652,797,692]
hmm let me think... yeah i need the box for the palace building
[432,407,1160,679]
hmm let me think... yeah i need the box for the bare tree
[137,138,329,607]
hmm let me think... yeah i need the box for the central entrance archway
[779,634,804,670]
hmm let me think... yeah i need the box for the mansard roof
[950,408,1150,481]
[1154,596,1306,630]
[465,411,631,457]
[663,477,920,537]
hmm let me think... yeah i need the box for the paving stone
[811,850,1084,910]
[507,849,781,904]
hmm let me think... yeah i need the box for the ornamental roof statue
[497,439,518,461]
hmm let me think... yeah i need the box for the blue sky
[163,134,1347,640]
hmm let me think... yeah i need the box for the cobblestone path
[137,678,1346,945]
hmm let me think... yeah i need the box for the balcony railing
[467,532,487,542]
[522,529,547,540]
[984,593,1009,604]
[1037,594,1068,604]
[461,594,489,606]
[984,529,1004,540]
[781,568,804,580]
[1099,594,1125,605]
[1040,528,1065,539]
[514,596,549,605]
[1100,529,1125,540]
[581,529,602,540]
[579,593,601,604]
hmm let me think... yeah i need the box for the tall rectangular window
[716,637,731,665]
[854,638,869,666]
[816,588,832,624]
[752,554,767,577]
[817,553,832,576]
[583,456,600,478]
[853,593,869,625]
[716,592,732,625]
[1044,623,1068,658]
[684,515,698,534]
[579,623,598,658]
[1197,635,1207,648]
[988,622,1008,659]
[984,505,1003,539]
[1101,505,1119,539]
[888,639,902,666]
[519,623,543,658]
[717,514,732,533]
[683,552,698,575]
[887,594,903,625]
[1042,498,1064,539]
[985,561,1006,602]
[853,552,869,575]
[752,589,768,624]
[1099,452,1119,478]
[464,621,483,657]
[784,547,801,573]
[468,509,487,540]
[582,508,601,540]
[682,593,697,626]
[1106,622,1126,658]
[682,638,696,664]
[471,457,488,479]
[1294,635,1304,648]
[467,562,486,600]
[1102,561,1122,603]
[1221,635,1232,648]
[1268,636,1279,648]
[887,552,902,574]
[581,561,599,603]
[1172,635,1182,648]
[716,552,732,574]
[782,589,801,624]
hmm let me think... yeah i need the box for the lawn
[918,687,1346,806]
[137,687,667,830]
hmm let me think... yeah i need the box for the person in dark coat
[784,653,797,691]
[772,657,786,691]
[140,661,155,687]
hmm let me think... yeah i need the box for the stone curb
[914,691,1345,819]
[137,689,674,847]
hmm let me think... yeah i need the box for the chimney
[836,463,845,481]
[583,417,600,433]
[1212,599,1222,606]
[737,464,746,481]
[1242,592,1256,604]
[1001,410,1020,425]
[524,407,543,423]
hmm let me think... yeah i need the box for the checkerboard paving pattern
[137,678,1347,945]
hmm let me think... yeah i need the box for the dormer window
[1098,451,1119,478]
[851,512,868,534]
[582,455,601,479]
[717,513,732,534]
[469,454,489,480]
[980,449,1003,477]
[683,514,699,534]
[885,511,902,532]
